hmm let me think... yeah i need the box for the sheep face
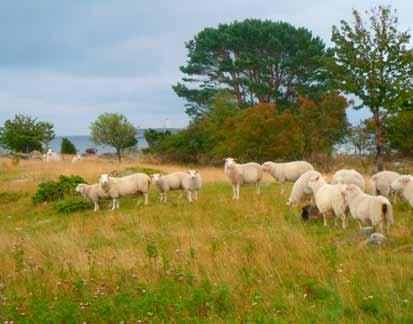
[308,175,323,190]
[224,158,236,168]
[151,174,162,183]
[390,175,410,192]
[99,174,110,189]
[187,170,199,179]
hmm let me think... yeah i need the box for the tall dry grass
[0,157,413,322]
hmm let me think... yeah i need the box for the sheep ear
[402,177,411,184]
[195,170,199,174]
[315,175,320,181]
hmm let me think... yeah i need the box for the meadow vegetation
[1,158,413,323]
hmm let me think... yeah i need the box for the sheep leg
[193,191,198,201]
[323,213,328,227]
[164,193,168,203]
[186,190,192,202]
[379,222,384,234]
[94,201,99,212]
[116,199,120,209]
[236,184,240,200]
[112,199,117,210]
[232,185,236,200]
[341,215,347,230]
[143,193,148,205]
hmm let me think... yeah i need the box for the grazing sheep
[262,161,313,193]
[390,175,413,206]
[369,171,400,197]
[99,173,151,210]
[287,170,321,207]
[308,175,348,229]
[224,158,263,200]
[76,183,109,211]
[71,154,82,164]
[331,169,365,191]
[45,149,61,162]
[343,184,393,233]
[151,170,202,203]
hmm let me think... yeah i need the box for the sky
[0,0,410,135]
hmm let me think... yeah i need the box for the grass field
[1,158,413,323]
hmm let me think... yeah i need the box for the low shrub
[54,197,93,214]
[32,175,86,204]
[0,191,26,203]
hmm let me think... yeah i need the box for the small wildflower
[403,299,409,303]
[303,293,308,299]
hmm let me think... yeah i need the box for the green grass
[1,170,413,323]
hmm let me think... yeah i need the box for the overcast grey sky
[0,0,409,135]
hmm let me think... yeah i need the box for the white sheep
[224,158,263,200]
[331,169,365,191]
[262,161,313,193]
[71,154,82,164]
[390,175,413,207]
[343,184,393,233]
[307,174,348,228]
[369,171,400,197]
[287,170,321,207]
[99,173,151,210]
[151,170,202,203]
[45,149,61,162]
[76,183,109,211]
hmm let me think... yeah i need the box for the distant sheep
[262,161,313,192]
[369,171,400,197]
[287,170,321,207]
[99,173,151,210]
[76,183,109,211]
[151,170,202,203]
[224,158,263,200]
[331,169,365,191]
[390,175,413,207]
[308,174,348,229]
[343,184,393,233]
[45,149,61,162]
[71,154,82,164]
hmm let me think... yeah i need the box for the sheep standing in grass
[262,161,313,193]
[343,184,393,233]
[71,154,82,164]
[45,149,61,162]
[224,158,263,200]
[390,175,413,206]
[307,175,348,228]
[151,170,202,203]
[99,173,151,210]
[331,169,365,191]
[287,170,321,207]
[369,171,400,197]
[76,183,109,211]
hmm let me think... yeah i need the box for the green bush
[60,137,77,154]
[54,197,93,214]
[32,175,86,204]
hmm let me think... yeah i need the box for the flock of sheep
[72,156,413,233]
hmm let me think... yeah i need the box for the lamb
[71,154,82,164]
[45,149,61,162]
[343,184,393,233]
[151,170,202,203]
[331,169,365,191]
[369,171,400,197]
[262,161,314,193]
[99,173,151,210]
[390,175,413,207]
[287,170,321,207]
[224,158,263,200]
[76,183,110,212]
[307,175,348,229]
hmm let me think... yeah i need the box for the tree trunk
[117,149,122,162]
[374,118,384,172]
